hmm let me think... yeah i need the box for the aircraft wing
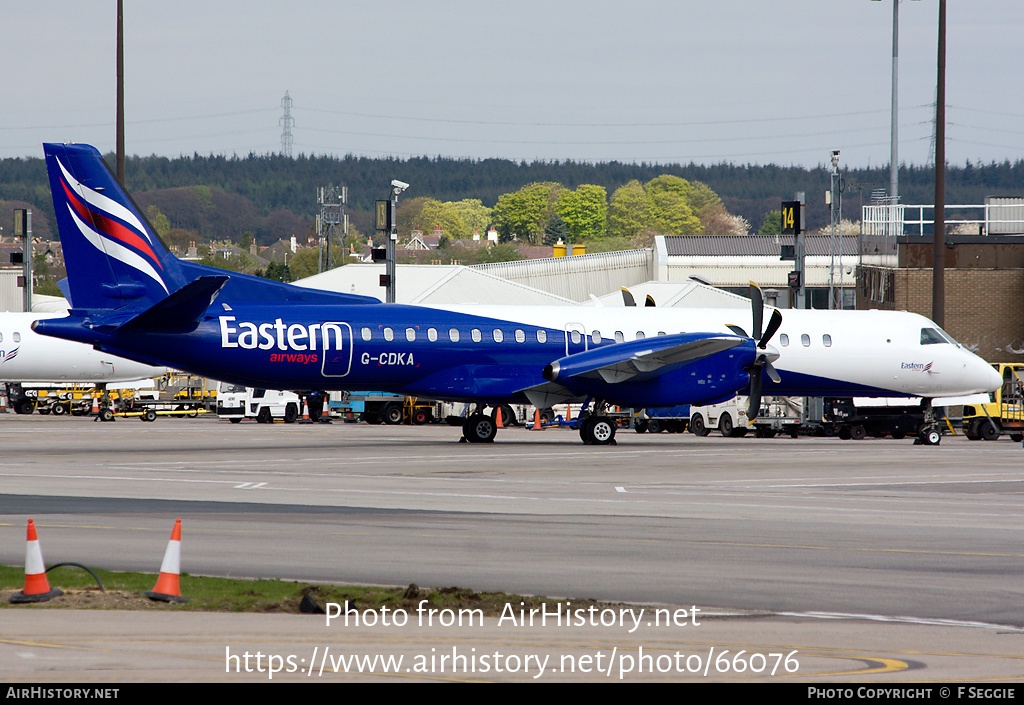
[519,381,586,410]
[543,333,747,386]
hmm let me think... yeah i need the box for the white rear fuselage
[0,312,165,383]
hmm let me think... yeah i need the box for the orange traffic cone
[10,519,62,603]
[300,398,313,424]
[144,518,188,603]
[533,409,542,430]
[495,407,503,428]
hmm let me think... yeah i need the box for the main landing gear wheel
[916,427,941,445]
[462,413,496,443]
[579,416,616,445]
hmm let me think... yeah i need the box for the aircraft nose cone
[984,364,1002,392]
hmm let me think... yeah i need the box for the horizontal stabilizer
[115,275,229,334]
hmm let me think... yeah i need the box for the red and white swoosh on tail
[56,158,168,294]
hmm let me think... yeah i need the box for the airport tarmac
[1,414,1022,683]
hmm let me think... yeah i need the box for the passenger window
[406,328,416,342]
[427,328,437,342]
[515,329,525,343]
[658,331,666,337]
[592,330,602,345]
[614,331,624,343]
[493,329,504,343]
[471,329,482,343]
[801,334,810,347]
[361,327,372,341]
[449,328,460,343]
[822,334,832,347]
[12,332,20,343]
[383,327,394,342]
[537,330,547,344]
[570,330,582,345]
[779,333,789,347]
[635,331,645,339]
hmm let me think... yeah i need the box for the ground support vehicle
[217,383,302,424]
[329,391,444,426]
[633,405,690,434]
[4,382,155,417]
[688,397,750,438]
[538,403,626,429]
[962,363,1024,441]
[823,397,932,441]
[750,396,802,438]
[161,373,218,416]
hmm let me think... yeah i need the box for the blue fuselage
[42,302,755,409]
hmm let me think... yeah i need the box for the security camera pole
[377,180,409,304]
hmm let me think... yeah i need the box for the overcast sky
[3,1,1022,170]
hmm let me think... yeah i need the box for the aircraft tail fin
[44,142,382,311]
[44,142,185,314]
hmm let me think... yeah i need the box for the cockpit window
[920,327,955,345]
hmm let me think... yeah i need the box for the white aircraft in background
[0,312,165,412]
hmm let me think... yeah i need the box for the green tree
[543,213,569,246]
[146,206,171,239]
[197,250,261,275]
[449,199,492,239]
[238,231,255,252]
[645,175,701,237]
[758,210,782,237]
[261,261,292,282]
[555,184,607,242]
[288,247,322,280]
[607,180,652,240]
[491,182,564,244]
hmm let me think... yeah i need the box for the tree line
[3,151,1023,249]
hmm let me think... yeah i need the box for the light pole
[872,0,920,201]
[828,150,843,310]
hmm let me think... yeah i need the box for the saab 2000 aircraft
[34,143,1000,445]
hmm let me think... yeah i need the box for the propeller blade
[749,282,763,341]
[621,287,636,307]
[747,373,763,422]
[762,358,781,384]
[759,309,783,348]
[645,294,656,307]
